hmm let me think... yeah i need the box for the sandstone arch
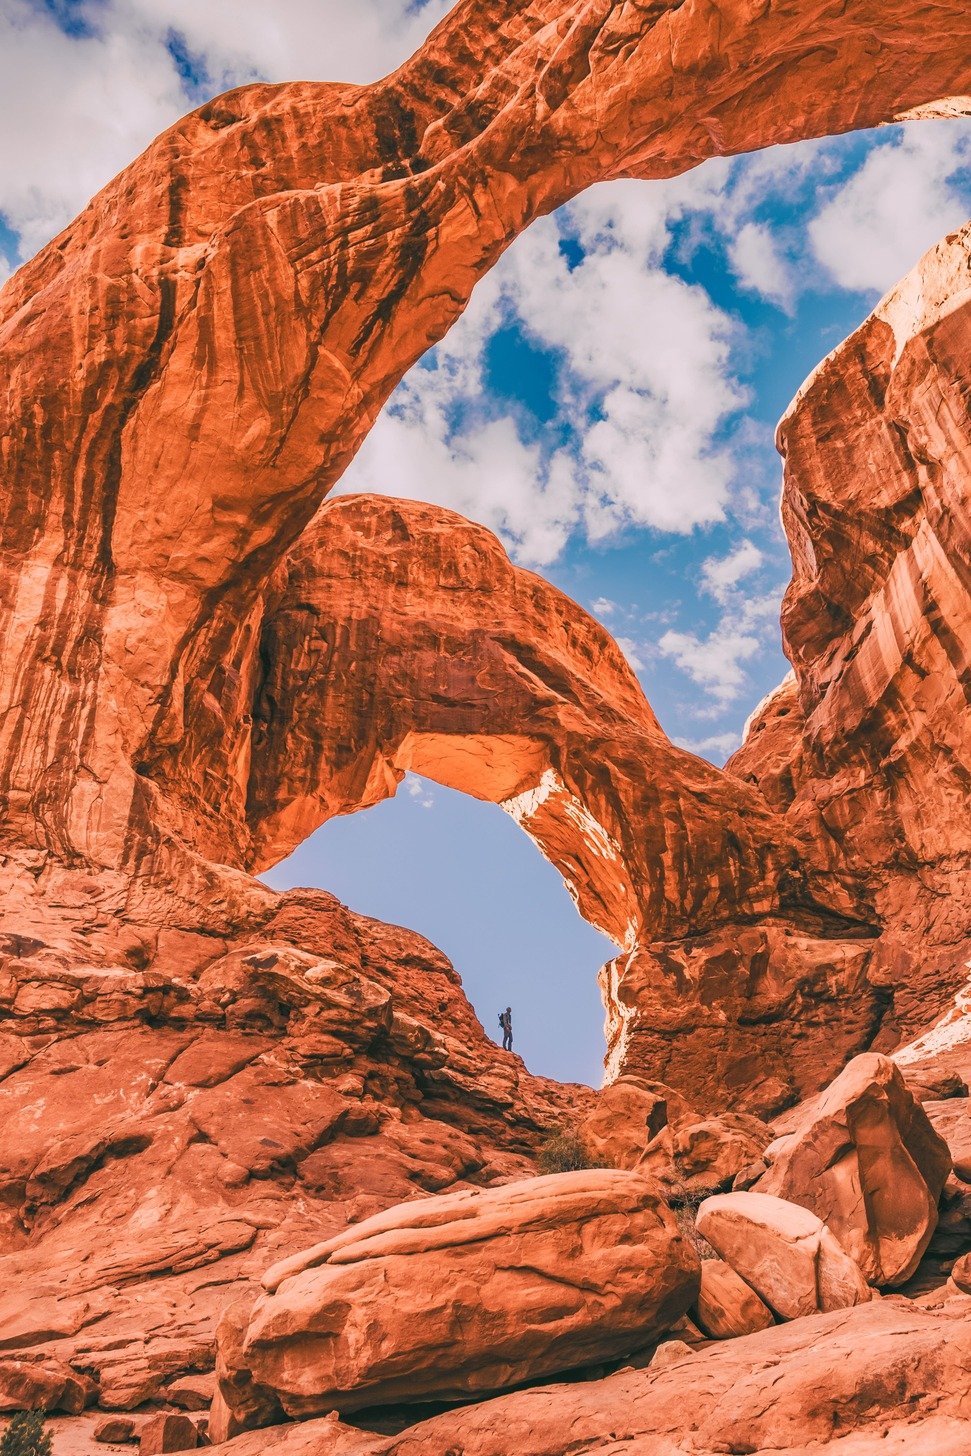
[1,0,969,878]
[1,0,971,1109]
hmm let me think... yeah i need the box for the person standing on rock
[499,1006,513,1052]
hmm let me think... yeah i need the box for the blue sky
[3,0,971,1086]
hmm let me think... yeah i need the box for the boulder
[215,1171,699,1425]
[757,1053,951,1285]
[94,1418,137,1444]
[696,1192,871,1321]
[671,1114,771,1196]
[164,1374,216,1412]
[0,1359,94,1413]
[902,1067,969,1103]
[577,1079,672,1174]
[693,1257,775,1340]
[138,1413,200,1455]
[951,1251,971,1295]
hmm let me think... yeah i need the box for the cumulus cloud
[658,565,783,712]
[809,122,971,294]
[727,222,795,311]
[0,0,450,262]
[117,0,452,87]
[345,181,749,564]
[591,597,618,618]
[658,623,761,709]
[701,539,764,602]
[675,730,744,764]
[615,637,646,673]
[0,0,189,257]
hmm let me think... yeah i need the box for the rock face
[2,0,971,1122]
[0,885,607,1416]
[695,1192,872,1321]
[238,1298,971,1456]
[1,1,971,1450]
[692,1258,775,1341]
[757,1053,951,1285]
[215,1171,699,1426]
[729,220,971,1063]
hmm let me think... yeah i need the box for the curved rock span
[1,4,971,1448]
[1,0,971,1115]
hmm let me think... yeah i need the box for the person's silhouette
[499,1006,513,1052]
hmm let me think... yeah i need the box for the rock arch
[2,0,971,1106]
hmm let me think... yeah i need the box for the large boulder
[693,1258,775,1340]
[214,1171,699,1428]
[757,1053,951,1285]
[696,1192,871,1321]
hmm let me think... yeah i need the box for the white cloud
[0,0,450,262]
[404,773,435,809]
[506,196,746,541]
[0,1,189,257]
[658,623,761,709]
[675,730,743,764]
[117,0,452,88]
[701,539,764,602]
[727,222,795,311]
[615,637,645,673]
[658,583,782,712]
[339,265,585,564]
[591,597,618,618]
[809,122,971,294]
[343,185,748,563]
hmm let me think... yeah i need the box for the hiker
[498,1006,513,1052]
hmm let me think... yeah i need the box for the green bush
[0,1413,53,1456]
[537,1131,603,1174]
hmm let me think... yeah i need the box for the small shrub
[670,1180,720,1259]
[537,1131,603,1174]
[0,1413,53,1456]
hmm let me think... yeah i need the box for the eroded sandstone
[214,1171,698,1427]
[757,1052,951,1285]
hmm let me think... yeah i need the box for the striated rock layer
[730,219,971,1061]
[2,2,971,1447]
[2,0,971,1117]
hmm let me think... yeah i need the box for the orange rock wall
[1,1,971,1117]
[2,0,970,879]
[731,221,971,1053]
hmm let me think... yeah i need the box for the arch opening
[262,774,618,1088]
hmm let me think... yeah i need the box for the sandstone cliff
[730,219,971,1059]
[1,0,971,1449]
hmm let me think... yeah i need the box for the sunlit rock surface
[730,220,971,1058]
[213,1171,698,1429]
[2,0,971,1450]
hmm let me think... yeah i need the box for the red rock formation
[1,1,971,1448]
[211,1298,971,1456]
[694,1191,872,1320]
[252,493,871,1112]
[0,885,600,1415]
[2,0,971,1108]
[730,220,971,1055]
[213,1171,698,1430]
[756,1053,951,1286]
